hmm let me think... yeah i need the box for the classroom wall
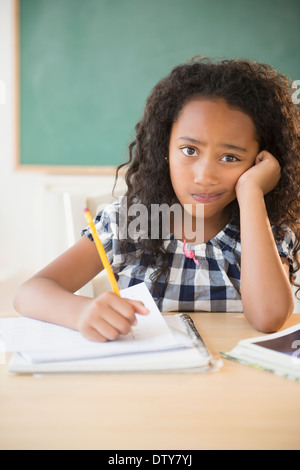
[0,0,299,312]
[0,0,116,277]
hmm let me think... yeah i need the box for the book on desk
[222,323,300,381]
[2,282,299,379]
[0,283,221,375]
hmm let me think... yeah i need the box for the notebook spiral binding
[179,313,221,370]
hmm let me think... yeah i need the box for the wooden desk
[0,312,299,450]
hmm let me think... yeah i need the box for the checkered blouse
[82,200,295,313]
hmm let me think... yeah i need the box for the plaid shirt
[82,200,295,313]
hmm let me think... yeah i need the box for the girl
[14,57,300,339]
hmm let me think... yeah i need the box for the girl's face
[168,97,259,227]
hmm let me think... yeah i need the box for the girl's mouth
[192,193,223,203]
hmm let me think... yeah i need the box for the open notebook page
[0,283,184,363]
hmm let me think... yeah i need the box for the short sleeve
[275,226,296,275]
[81,208,114,264]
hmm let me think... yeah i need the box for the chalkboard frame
[14,0,300,174]
[14,0,118,175]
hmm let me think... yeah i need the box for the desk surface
[0,311,299,450]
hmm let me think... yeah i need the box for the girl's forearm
[238,188,294,332]
[14,277,92,331]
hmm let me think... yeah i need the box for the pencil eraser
[84,207,89,213]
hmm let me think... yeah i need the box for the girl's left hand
[235,150,281,199]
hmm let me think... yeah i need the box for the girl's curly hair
[115,57,300,296]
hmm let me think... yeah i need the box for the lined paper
[0,283,180,363]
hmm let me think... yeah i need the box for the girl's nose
[193,158,220,186]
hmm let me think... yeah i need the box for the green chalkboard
[17,0,300,172]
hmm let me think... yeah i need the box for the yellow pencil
[84,207,120,295]
[84,208,135,339]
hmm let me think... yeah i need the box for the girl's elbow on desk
[13,279,37,316]
[243,298,294,333]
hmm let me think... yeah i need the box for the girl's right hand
[235,150,281,199]
[77,292,150,342]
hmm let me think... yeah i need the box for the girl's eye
[221,154,240,162]
[181,146,197,157]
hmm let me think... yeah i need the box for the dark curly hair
[115,57,300,297]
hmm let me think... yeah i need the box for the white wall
[0,0,299,312]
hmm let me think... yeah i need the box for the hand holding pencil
[80,208,149,342]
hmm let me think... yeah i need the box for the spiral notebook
[6,313,220,375]
[1,283,221,375]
